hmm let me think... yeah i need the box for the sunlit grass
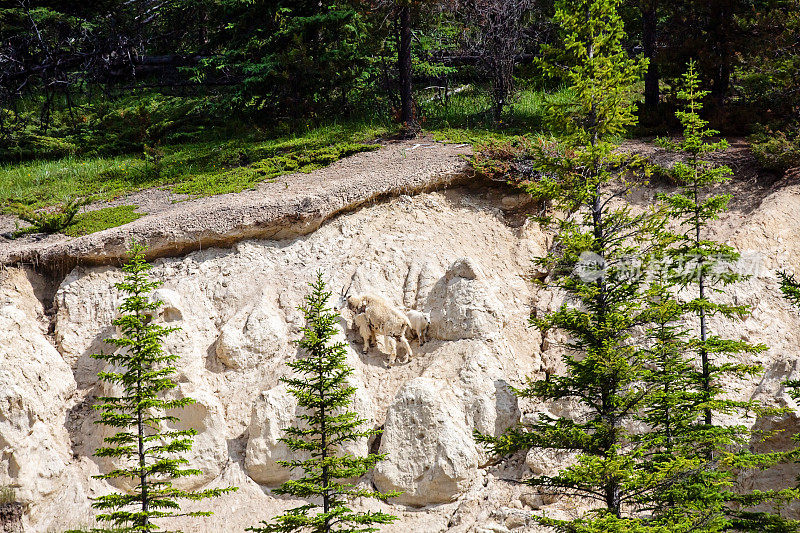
[0,118,392,209]
[0,85,573,232]
[64,205,146,237]
[0,155,141,207]
[420,84,571,143]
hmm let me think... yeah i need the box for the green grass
[1,85,570,241]
[0,120,390,209]
[420,85,572,144]
[170,142,379,196]
[64,205,146,237]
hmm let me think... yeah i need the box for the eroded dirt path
[0,138,473,273]
[3,136,792,276]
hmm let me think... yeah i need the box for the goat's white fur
[352,312,374,354]
[348,293,413,365]
[405,309,430,345]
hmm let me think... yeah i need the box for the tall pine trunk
[320,357,330,532]
[708,1,732,103]
[398,4,417,135]
[691,167,712,427]
[642,1,659,114]
[136,321,149,529]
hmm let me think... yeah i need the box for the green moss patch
[64,205,146,237]
[171,143,379,196]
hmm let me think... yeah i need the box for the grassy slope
[1,86,560,236]
[0,122,389,208]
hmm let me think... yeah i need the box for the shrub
[472,136,560,186]
[4,196,90,235]
[142,143,164,178]
[750,127,800,173]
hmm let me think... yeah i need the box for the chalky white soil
[1,140,800,532]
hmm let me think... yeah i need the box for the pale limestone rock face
[244,385,297,486]
[154,283,220,378]
[15,183,800,532]
[371,341,520,507]
[374,377,480,506]
[151,288,184,322]
[456,346,520,437]
[245,349,374,486]
[216,287,288,370]
[88,373,228,493]
[166,385,230,490]
[0,270,90,532]
[0,303,74,501]
[526,448,579,478]
[427,257,505,341]
[53,267,122,385]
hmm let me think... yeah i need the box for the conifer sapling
[248,272,398,533]
[92,243,235,532]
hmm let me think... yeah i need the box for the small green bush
[472,136,535,183]
[471,136,561,186]
[4,196,90,235]
[751,128,800,173]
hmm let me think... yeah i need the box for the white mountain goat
[347,293,413,366]
[352,312,374,353]
[405,309,430,345]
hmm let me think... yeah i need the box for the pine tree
[248,273,398,533]
[91,243,235,532]
[632,251,731,531]
[777,269,800,532]
[476,0,668,529]
[651,62,799,532]
[656,60,753,428]
[779,271,800,308]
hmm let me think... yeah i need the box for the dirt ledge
[0,139,473,276]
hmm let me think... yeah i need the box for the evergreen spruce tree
[92,243,235,532]
[632,251,731,531]
[476,0,672,530]
[248,273,398,533]
[779,272,800,308]
[780,270,800,437]
[775,269,800,533]
[651,62,799,532]
[656,60,760,429]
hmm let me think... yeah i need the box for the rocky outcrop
[375,378,481,505]
[0,140,473,274]
[216,288,289,370]
[427,258,506,341]
[0,269,90,531]
[2,177,800,532]
[374,340,520,506]
[245,343,375,486]
[245,385,299,486]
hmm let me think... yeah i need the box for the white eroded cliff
[1,182,799,532]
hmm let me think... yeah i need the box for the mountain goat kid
[405,309,430,345]
[348,293,413,366]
